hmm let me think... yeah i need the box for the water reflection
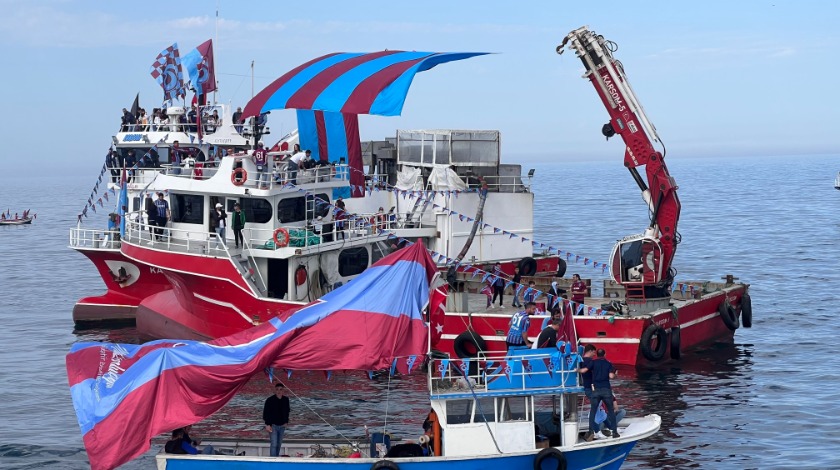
[621,341,754,469]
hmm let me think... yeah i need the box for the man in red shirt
[253,142,269,189]
[571,273,587,310]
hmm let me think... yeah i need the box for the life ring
[640,324,667,361]
[371,460,399,470]
[273,227,290,247]
[519,257,538,276]
[556,258,567,278]
[533,447,567,470]
[669,326,681,360]
[740,293,752,328]
[231,167,248,186]
[718,300,739,331]
[453,330,487,358]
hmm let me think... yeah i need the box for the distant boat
[0,216,32,226]
[835,172,840,190]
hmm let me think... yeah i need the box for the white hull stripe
[441,312,722,345]
[192,292,256,325]
[75,302,136,309]
[584,452,627,470]
[679,311,720,329]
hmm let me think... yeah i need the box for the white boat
[154,349,661,470]
[834,171,840,190]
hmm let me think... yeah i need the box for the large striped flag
[149,43,186,102]
[66,243,437,470]
[181,39,216,97]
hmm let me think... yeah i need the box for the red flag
[428,283,449,347]
[558,301,578,349]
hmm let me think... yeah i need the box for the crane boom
[559,26,681,299]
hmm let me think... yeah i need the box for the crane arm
[559,27,681,291]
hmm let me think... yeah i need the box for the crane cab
[610,231,665,286]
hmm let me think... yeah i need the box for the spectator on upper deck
[170,141,183,175]
[138,109,148,131]
[108,149,120,183]
[288,149,310,185]
[232,107,243,133]
[121,108,136,131]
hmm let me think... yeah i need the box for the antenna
[251,60,255,98]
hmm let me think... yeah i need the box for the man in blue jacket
[578,348,619,440]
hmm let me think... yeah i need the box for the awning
[242,51,488,118]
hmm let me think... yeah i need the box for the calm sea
[1,154,838,469]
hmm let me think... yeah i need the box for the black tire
[453,330,487,358]
[519,257,538,276]
[533,447,567,470]
[556,258,567,278]
[718,300,740,331]
[669,326,681,360]
[371,459,399,470]
[640,324,667,362]
[741,293,752,328]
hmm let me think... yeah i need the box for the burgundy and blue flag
[181,39,217,97]
[149,43,186,102]
[66,243,437,470]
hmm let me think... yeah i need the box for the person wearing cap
[253,142,269,189]
[210,202,228,249]
[232,203,246,249]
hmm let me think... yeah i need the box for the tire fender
[533,447,567,470]
[718,300,739,331]
[669,326,681,360]
[640,324,667,361]
[453,330,487,358]
[371,460,399,470]
[740,293,752,328]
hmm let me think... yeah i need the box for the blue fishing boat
[154,347,660,469]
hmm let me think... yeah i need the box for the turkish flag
[429,284,449,347]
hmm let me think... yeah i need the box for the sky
[0,0,836,177]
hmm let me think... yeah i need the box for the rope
[281,382,357,447]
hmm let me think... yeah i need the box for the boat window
[446,399,473,425]
[338,247,369,277]
[277,197,305,223]
[499,396,528,422]
[169,193,204,224]
[240,198,272,224]
[132,197,141,212]
[473,398,496,423]
[371,242,391,264]
[306,193,331,219]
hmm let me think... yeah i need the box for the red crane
[558,27,681,301]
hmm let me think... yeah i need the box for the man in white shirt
[288,149,310,185]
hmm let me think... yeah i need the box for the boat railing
[464,174,526,193]
[123,214,233,256]
[69,227,121,250]
[241,213,390,251]
[238,237,269,294]
[428,347,582,398]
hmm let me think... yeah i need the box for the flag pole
[214,0,219,105]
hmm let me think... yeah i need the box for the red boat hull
[122,243,300,340]
[436,285,747,367]
[71,247,170,324]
